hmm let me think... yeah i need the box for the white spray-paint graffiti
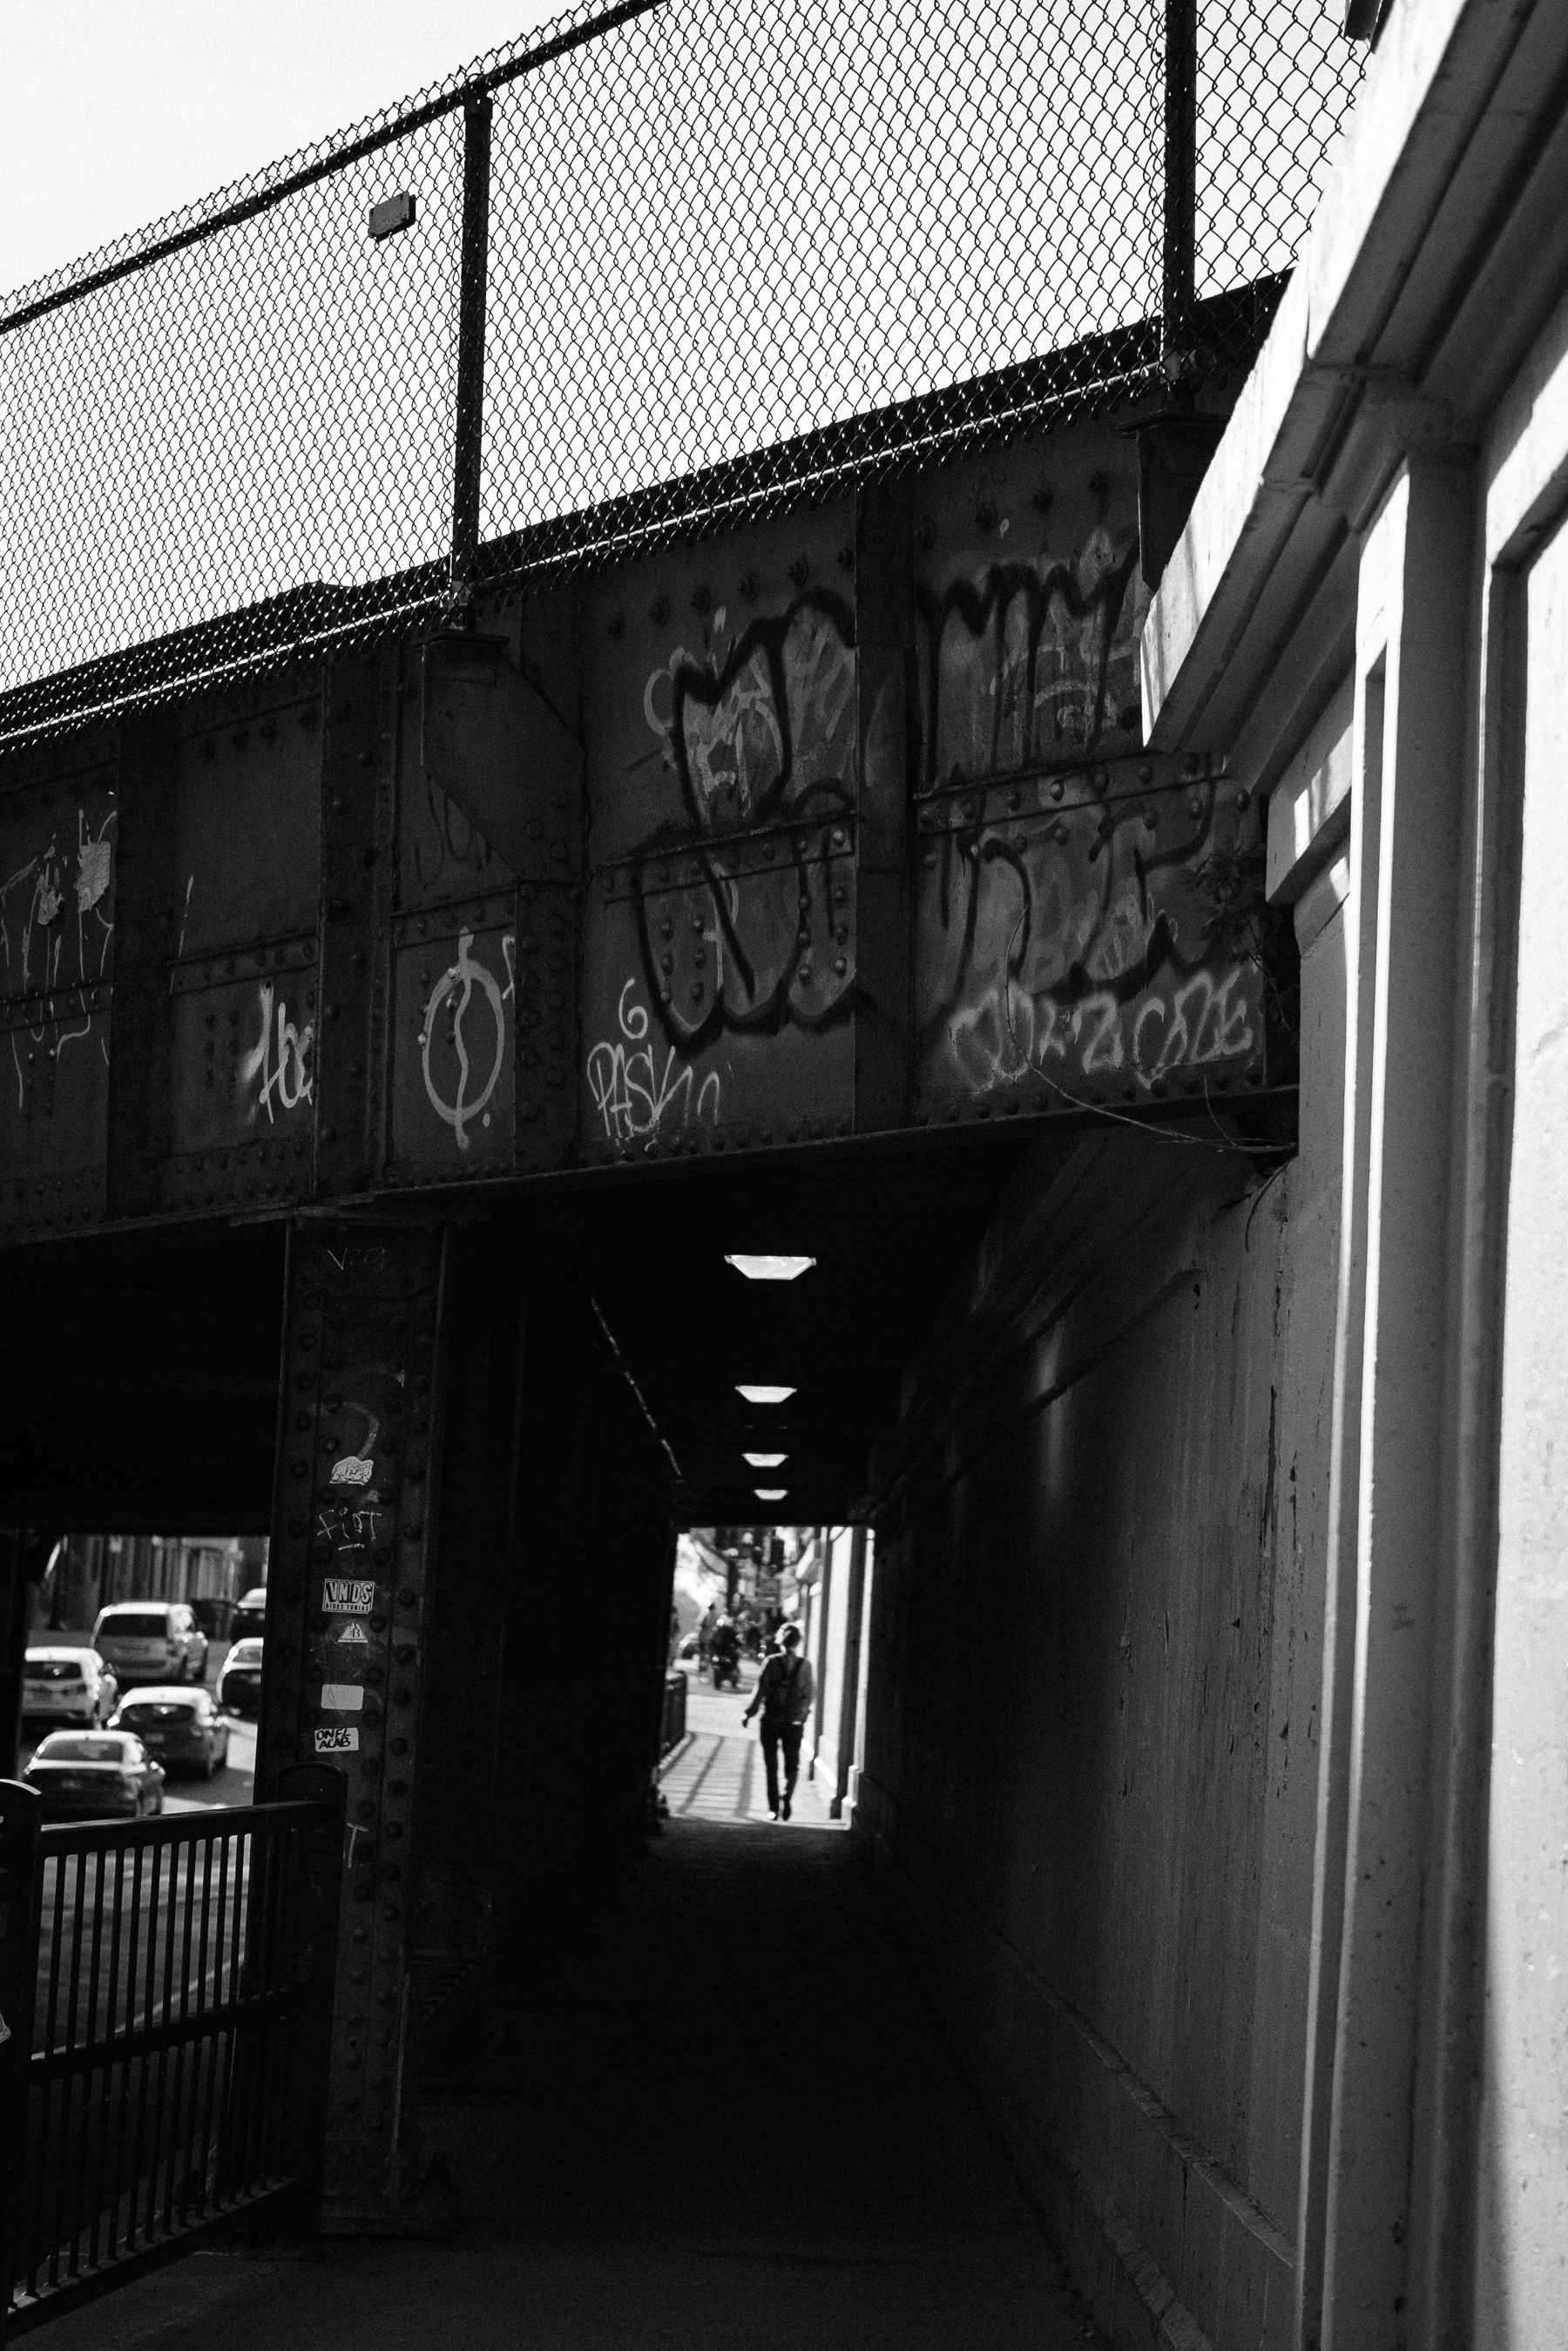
[586,978,721,1144]
[418,928,515,1152]
[946,963,1257,1098]
[237,981,314,1123]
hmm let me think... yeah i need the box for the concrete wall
[1474,502,1568,2343]
[855,906,1345,2350]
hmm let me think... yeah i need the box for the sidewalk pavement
[659,1672,838,1827]
[42,1801,1102,2351]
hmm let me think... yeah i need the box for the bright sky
[0,1,563,299]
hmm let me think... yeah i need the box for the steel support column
[257,1219,450,2230]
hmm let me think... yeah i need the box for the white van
[91,1602,209,1689]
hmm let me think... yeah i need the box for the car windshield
[36,1735,130,1764]
[25,1657,84,1680]
[118,1699,199,1721]
[227,1640,264,1664]
[100,1613,168,1639]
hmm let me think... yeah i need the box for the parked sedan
[110,1688,231,1779]
[24,1732,166,1821]
[217,1636,264,1718]
[22,1646,119,1727]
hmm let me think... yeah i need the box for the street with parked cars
[19,1618,261,1819]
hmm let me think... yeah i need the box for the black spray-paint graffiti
[588,591,858,1139]
[917,778,1267,1104]
[917,528,1142,791]
[0,806,117,1104]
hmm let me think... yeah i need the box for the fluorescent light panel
[754,1488,787,1501]
[736,1384,794,1404]
[743,1451,786,1468]
[725,1253,816,1282]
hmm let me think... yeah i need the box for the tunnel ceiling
[576,1126,1048,1526]
[0,1220,286,1532]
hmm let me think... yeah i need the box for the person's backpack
[765,1653,803,1720]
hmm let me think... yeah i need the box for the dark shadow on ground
[37,1819,1102,2349]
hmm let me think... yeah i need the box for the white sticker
[314,1726,359,1754]
[330,1455,374,1487]
[335,1620,369,1645]
[321,1683,363,1713]
[322,1577,375,1615]
[0,2010,10,2047]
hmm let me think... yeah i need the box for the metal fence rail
[0,0,1362,747]
[660,1671,688,1758]
[0,1772,343,2341]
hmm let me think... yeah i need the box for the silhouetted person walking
[743,1622,814,1819]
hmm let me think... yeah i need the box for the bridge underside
[1,401,1303,2315]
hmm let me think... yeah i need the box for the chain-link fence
[0,0,1362,747]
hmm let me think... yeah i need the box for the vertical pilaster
[258,1218,449,2229]
[317,652,400,1198]
[854,484,912,1133]
[1294,456,1475,2349]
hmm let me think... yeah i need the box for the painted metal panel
[581,824,856,1159]
[166,690,321,955]
[388,894,517,1179]
[160,942,318,1213]
[585,504,858,871]
[0,740,117,1235]
[912,431,1146,793]
[913,756,1267,1121]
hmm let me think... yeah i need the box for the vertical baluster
[187,1830,217,2222]
[125,1833,161,2251]
[27,1843,70,2295]
[106,1838,147,2263]
[86,1841,128,2269]
[142,1827,181,2241]
[163,1825,200,2234]
[64,1847,110,2277]
[208,1831,237,2206]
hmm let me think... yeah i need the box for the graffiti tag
[587,979,720,1145]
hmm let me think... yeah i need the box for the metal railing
[0,1770,343,2341]
[0,0,1364,749]
[659,1671,688,1759]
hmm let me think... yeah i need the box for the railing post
[0,1780,42,2346]
[449,90,494,619]
[276,1769,347,2246]
[1160,0,1198,375]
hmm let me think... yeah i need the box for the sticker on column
[323,1578,375,1614]
[330,1455,374,1487]
[321,1683,364,1712]
[335,1620,369,1646]
[314,1726,360,1754]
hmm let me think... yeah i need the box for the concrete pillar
[810,1529,834,1779]
[831,1526,868,1820]
[1293,456,1475,2350]
[256,1217,451,2231]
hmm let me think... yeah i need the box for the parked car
[218,1636,264,1717]
[22,1646,119,1727]
[227,1588,268,1645]
[23,1732,165,1821]
[91,1601,208,1688]
[109,1687,231,1779]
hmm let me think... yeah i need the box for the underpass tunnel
[1,1066,1315,2348]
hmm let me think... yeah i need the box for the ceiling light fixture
[725,1253,816,1281]
[743,1451,787,1469]
[754,1488,787,1501]
[736,1384,794,1404]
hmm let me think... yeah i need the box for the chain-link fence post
[449,91,494,622]
[1161,0,1198,380]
